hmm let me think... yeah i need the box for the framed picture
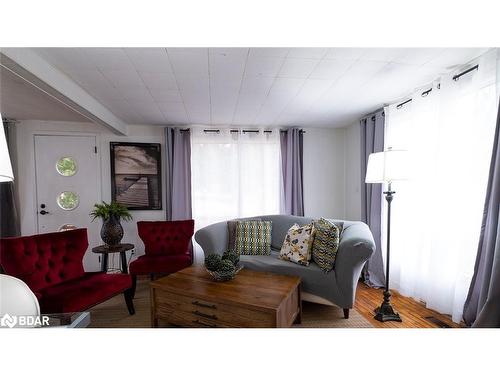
[110,142,162,210]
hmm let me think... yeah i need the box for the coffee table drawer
[154,290,275,327]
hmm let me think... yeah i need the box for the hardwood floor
[355,282,464,328]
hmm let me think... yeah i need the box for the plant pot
[100,215,124,246]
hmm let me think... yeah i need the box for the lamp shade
[0,114,14,182]
[365,149,408,183]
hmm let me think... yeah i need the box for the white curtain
[383,49,499,323]
[191,129,281,232]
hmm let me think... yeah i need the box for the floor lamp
[365,148,408,322]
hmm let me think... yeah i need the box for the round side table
[92,243,134,274]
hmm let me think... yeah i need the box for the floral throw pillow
[280,223,315,266]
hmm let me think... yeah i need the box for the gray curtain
[0,120,20,238]
[360,110,386,288]
[280,128,304,216]
[463,99,500,327]
[165,128,192,220]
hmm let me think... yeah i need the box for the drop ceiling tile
[149,88,183,102]
[156,101,186,112]
[138,71,177,89]
[270,77,305,93]
[245,56,285,77]
[120,87,153,103]
[425,48,489,69]
[209,50,247,82]
[162,111,189,124]
[187,111,210,124]
[100,68,145,88]
[309,59,355,80]
[125,48,172,73]
[240,75,275,93]
[82,48,135,70]
[167,48,209,76]
[393,48,446,65]
[286,48,328,59]
[325,48,367,60]
[248,48,290,58]
[359,48,409,62]
[278,58,320,78]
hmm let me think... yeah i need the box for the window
[57,191,80,210]
[382,49,498,323]
[56,156,77,176]
[191,129,281,229]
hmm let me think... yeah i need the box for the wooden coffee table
[150,266,301,328]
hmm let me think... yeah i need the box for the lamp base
[374,291,402,322]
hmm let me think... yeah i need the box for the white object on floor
[0,274,40,328]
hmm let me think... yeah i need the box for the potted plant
[90,201,132,246]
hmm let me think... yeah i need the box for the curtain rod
[201,129,306,134]
[395,64,479,110]
[453,65,479,81]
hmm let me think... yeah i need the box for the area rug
[88,280,373,328]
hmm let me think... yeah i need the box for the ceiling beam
[0,48,128,135]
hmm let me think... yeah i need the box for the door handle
[39,210,50,215]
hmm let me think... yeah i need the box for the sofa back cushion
[138,220,194,256]
[0,228,88,293]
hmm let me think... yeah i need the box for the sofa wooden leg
[124,289,135,315]
[343,308,350,319]
[130,274,137,299]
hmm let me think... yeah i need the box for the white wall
[344,121,362,221]
[303,127,346,219]
[14,120,166,271]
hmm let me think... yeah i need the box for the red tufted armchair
[129,220,194,297]
[0,228,135,316]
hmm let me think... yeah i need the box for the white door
[34,135,100,271]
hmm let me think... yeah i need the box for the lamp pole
[374,181,402,322]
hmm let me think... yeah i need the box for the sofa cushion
[279,223,315,266]
[0,229,88,293]
[311,218,340,273]
[137,220,194,256]
[38,272,131,313]
[129,254,192,275]
[234,221,272,255]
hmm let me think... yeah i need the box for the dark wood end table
[92,243,134,273]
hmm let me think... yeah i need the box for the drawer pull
[192,300,217,309]
[193,319,217,328]
[193,310,218,320]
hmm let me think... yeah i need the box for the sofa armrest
[334,221,375,307]
[194,221,229,257]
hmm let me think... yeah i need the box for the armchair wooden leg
[343,308,350,319]
[124,289,135,315]
[130,274,137,299]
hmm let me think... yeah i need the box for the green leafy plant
[90,201,133,222]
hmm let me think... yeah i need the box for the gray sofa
[195,214,375,318]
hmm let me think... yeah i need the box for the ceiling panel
[7,47,491,128]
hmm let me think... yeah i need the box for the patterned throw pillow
[280,223,315,266]
[234,221,272,255]
[311,218,340,273]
